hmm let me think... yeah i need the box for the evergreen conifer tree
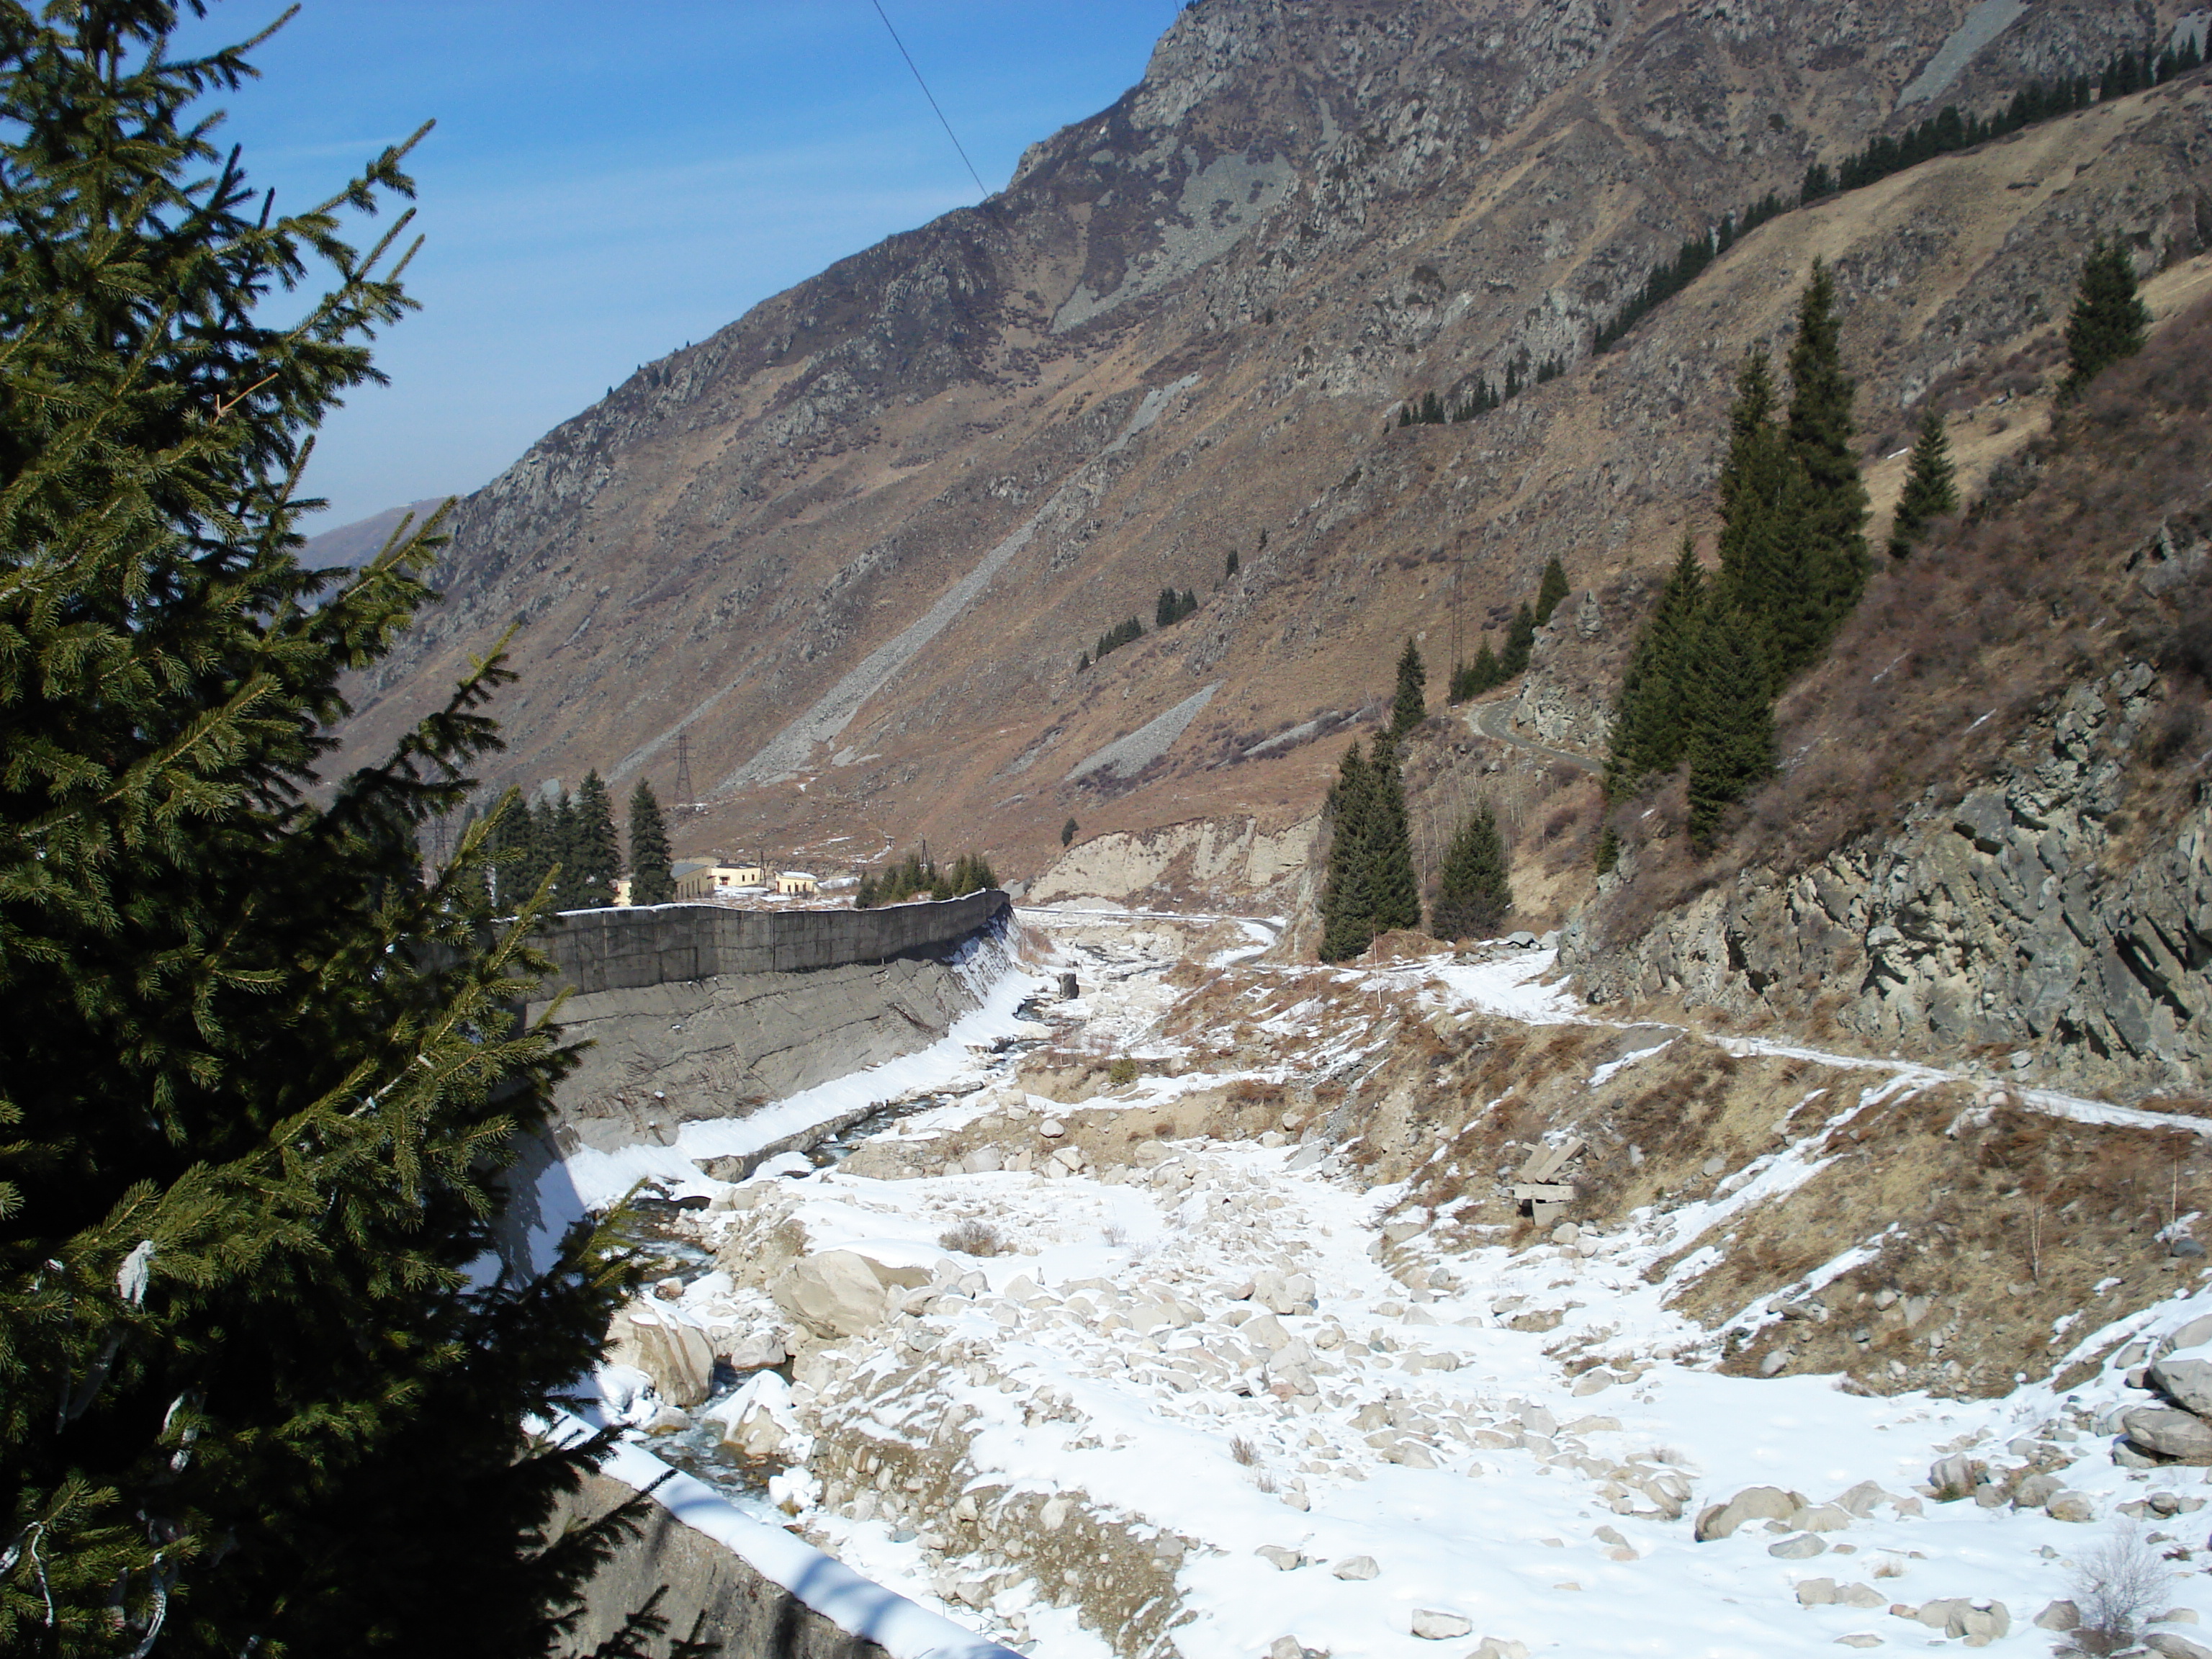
[627,780,676,904]
[572,771,620,908]
[2063,236,2152,393]
[1535,556,1571,625]
[1062,817,1079,848]
[1604,536,1707,798]
[1781,259,1871,661]
[1390,637,1428,735]
[551,788,583,904]
[1887,406,1958,558]
[1685,608,1779,843]
[1467,641,1502,696]
[1362,736,1424,935]
[1318,743,1376,962]
[1501,603,1537,678]
[1431,801,1512,940]
[0,9,639,1652]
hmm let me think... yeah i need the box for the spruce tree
[1685,608,1779,844]
[1604,535,1707,798]
[1535,556,1571,625]
[1362,735,1424,935]
[0,9,639,1653]
[1887,406,1958,559]
[1781,258,1871,660]
[1391,637,1429,735]
[1500,602,1537,678]
[627,780,676,904]
[1467,640,1502,696]
[2063,236,2152,393]
[1318,743,1376,962]
[570,772,621,909]
[1431,800,1512,940]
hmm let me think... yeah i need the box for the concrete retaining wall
[554,1473,891,1659]
[536,890,1010,998]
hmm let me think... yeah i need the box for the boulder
[716,1371,804,1464]
[1410,1609,1473,1640]
[2170,1314,2212,1352]
[1256,1545,1305,1571]
[1928,1453,1986,1497]
[2045,1490,2097,1522]
[772,1249,929,1339]
[1790,1503,1855,1532]
[1797,1580,1838,1606]
[1769,1534,1827,1560]
[2012,1472,2063,1509]
[962,1146,1002,1174]
[2149,1636,2212,1659]
[1332,1556,1380,1581]
[604,1303,716,1407]
[1243,1312,1292,1352]
[1470,1641,1528,1659]
[1834,1638,1882,1650]
[1695,1485,1807,1541]
[2033,1600,2080,1632]
[2152,1357,2212,1417]
[722,1327,788,1372]
[2126,1406,2212,1463]
[1839,1584,1887,1609]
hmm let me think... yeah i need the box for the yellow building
[774,871,818,896]
[673,862,769,900]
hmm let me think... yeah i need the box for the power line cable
[867,0,989,201]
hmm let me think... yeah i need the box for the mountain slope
[338,0,2211,889]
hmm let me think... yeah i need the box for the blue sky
[170,2,1185,527]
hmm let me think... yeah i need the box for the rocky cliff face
[336,0,2212,894]
[1565,644,2212,1100]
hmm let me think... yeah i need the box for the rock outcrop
[1566,659,2212,1097]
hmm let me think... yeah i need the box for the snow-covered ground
[575,914,2212,1658]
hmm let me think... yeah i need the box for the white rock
[2046,1491,2096,1522]
[1411,1609,1473,1640]
[1256,1545,1304,1571]
[772,1249,927,1339]
[722,1327,788,1372]
[1696,1485,1806,1542]
[1040,1118,1066,1137]
[2152,1357,2212,1417]
[1333,1555,1380,1581]
[2033,1600,2080,1632]
[1797,1579,1838,1606]
[962,1146,1003,1174]
[2149,1635,2212,1659]
[1470,1641,1528,1659]
[2126,1406,2212,1462]
[604,1303,716,1407]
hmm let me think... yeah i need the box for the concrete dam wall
[534,887,1010,997]
[529,891,1015,1155]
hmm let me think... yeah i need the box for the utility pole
[674,732,694,814]
[1452,547,1463,682]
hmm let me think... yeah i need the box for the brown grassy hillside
[334,0,2211,894]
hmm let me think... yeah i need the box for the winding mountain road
[1465,698,1604,774]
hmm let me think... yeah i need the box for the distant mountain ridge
[303,498,450,570]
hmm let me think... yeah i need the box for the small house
[612,876,633,907]
[775,871,818,897]
[674,861,768,900]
